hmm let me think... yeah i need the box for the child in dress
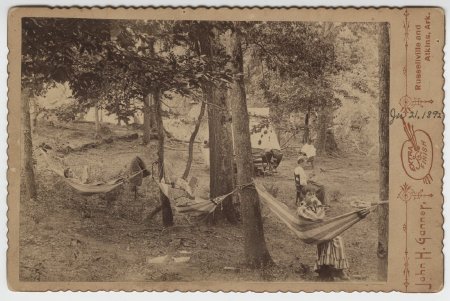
[296,191,350,281]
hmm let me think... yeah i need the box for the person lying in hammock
[296,192,350,281]
[62,156,150,186]
[294,155,326,206]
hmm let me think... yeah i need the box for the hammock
[157,160,380,235]
[254,183,378,245]
[40,149,147,196]
[157,181,231,216]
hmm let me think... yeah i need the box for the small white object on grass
[146,255,191,264]
[173,256,190,263]
[146,255,170,264]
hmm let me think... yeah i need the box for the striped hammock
[255,183,376,244]
[40,149,146,196]
[41,148,379,242]
[157,178,378,244]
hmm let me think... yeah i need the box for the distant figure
[296,194,350,281]
[201,140,210,169]
[301,138,316,169]
[294,155,326,206]
[127,156,150,186]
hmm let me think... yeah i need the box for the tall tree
[142,94,154,144]
[314,23,342,155]
[377,22,390,281]
[21,89,37,202]
[207,84,237,223]
[155,89,174,226]
[245,22,342,154]
[177,22,237,223]
[94,105,100,138]
[141,36,157,145]
[228,24,273,267]
[203,29,237,224]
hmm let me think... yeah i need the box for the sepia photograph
[18,17,389,283]
[7,6,444,292]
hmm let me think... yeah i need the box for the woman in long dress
[296,191,350,281]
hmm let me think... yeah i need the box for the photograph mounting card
[7,6,445,292]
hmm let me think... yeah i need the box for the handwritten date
[390,109,442,124]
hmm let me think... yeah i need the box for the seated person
[296,194,350,281]
[269,149,283,171]
[301,138,317,169]
[294,155,326,206]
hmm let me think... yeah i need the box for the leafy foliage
[22,18,233,121]
[22,19,380,152]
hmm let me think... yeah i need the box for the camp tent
[248,107,281,151]
[197,107,283,172]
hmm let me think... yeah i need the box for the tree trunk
[315,103,328,155]
[143,38,157,144]
[228,25,273,268]
[182,101,206,180]
[30,97,38,133]
[94,106,100,138]
[207,85,238,224]
[303,104,311,143]
[198,26,237,224]
[155,89,174,227]
[22,89,37,201]
[142,94,152,145]
[377,22,390,281]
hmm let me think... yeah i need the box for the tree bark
[143,37,157,144]
[22,89,37,201]
[182,101,206,180]
[31,97,38,133]
[377,22,390,281]
[198,26,237,224]
[228,25,273,268]
[94,105,100,138]
[207,85,238,224]
[142,94,153,145]
[303,104,311,143]
[155,89,174,227]
[315,103,328,155]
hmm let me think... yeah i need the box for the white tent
[248,108,281,151]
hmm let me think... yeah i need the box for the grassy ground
[19,121,380,282]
